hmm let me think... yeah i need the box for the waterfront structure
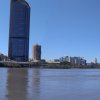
[59,56,87,65]
[32,45,41,61]
[8,0,30,62]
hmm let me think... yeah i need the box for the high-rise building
[8,0,30,62]
[33,45,41,61]
[94,58,97,64]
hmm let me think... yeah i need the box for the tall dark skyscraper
[8,0,30,62]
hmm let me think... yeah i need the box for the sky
[0,0,100,62]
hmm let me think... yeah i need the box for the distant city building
[59,56,86,65]
[0,53,9,61]
[94,58,97,64]
[8,0,30,62]
[54,59,60,62]
[60,56,71,62]
[33,45,41,61]
[46,60,60,64]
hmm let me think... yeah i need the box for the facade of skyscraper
[8,0,30,62]
[33,45,41,61]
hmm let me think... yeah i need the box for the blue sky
[0,0,100,62]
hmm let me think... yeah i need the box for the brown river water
[0,68,100,100]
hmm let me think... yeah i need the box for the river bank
[0,61,100,69]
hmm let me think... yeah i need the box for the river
[0,68,100,100]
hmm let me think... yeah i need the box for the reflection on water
[0,68,100,100]
[0,69,7,100]
[28,68,40,100]
[7,68,28,100]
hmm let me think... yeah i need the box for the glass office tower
[8,0,30,62]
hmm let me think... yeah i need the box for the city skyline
[0,0,100,62]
